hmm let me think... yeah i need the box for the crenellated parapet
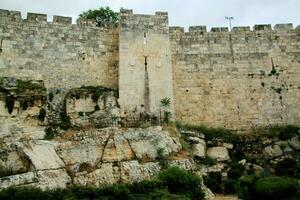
[120,8,169,34]
[0,9,109,28]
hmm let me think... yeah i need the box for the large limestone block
[73,163,116,187]
[0,172,38,189]
[0,118,45,141]
[5,151,30,174]
[207,147,230,161]
[120,160,161,183]
[56,129,112,169]
[192,139,206,158]
[263,145,283,159]
[35,169,71,190]
[124,126,181,160]
[19,140,65,170]
[102,133,135,162]
[57,141,103,168]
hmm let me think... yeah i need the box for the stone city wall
[170,25,300,130]
[118,9,174,117]
[0,9,119,89]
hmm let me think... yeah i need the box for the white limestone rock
[18,140,65,170]
[192,139,206,158]
[35,169,71,190]
[263,145,283,159]
[124,126,181,161]
[74,163,117,187]
[207,147,230,161]
[288,136,300,150]
[168,159,197,171]
[120,160,161,183]
[102,133,135,162]
[0,172,38,189]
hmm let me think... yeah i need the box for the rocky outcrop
[0,125,183,190]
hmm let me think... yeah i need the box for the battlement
[120,9,169,34]
[0,9,102,27]
[169,23,299,39]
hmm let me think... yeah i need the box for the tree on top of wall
[77,7,119,27]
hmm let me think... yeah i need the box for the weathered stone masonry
[0,8,300,130]
[0,10,119,89]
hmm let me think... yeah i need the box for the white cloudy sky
[0,0,299,30]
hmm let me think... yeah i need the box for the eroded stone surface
[207,147,230,161]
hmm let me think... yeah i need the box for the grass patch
[176,121,239,143]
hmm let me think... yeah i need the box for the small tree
[77,7,119,27]
[160,98,171,123]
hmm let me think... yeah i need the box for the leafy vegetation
[48,92,54,102]
[44,127,59,140]
[67,85,117,103]
[203,172,223,193]
[77,7,119,27]
[0,167,205,200]
[38,108,46,122]
[15,80,46,93]
[237,175,300,200]
[278,125,300,140]
[5,95,14,114]
[59,112,72,130]
[253,176,299,200]
[275,158,300,178]
[160,97,172,123]
[196,156,217,166]
[176,122,239,143]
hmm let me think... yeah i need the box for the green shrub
[203,172,223,193]
[228,162,245,179]
[223,178,238,194]
[48,92,54,102]
[158,167,204,199]
[38,108,46,122]
[237,175,259,200]
[95,105,100,111]
[254,176,299,200]
[275,158,300,178]
[16,80,46,93]
[99,184,130,200]
[0,168,206,200]
[5,96,14,114]
[197,156,217,166]
[278,125,299,140]
[148,189,190,200]
[128,179,165,195]
[44,127,58,140]
[59,112,71,130]
[176,122,239,143]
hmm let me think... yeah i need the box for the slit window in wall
[144,32,147,44]
[144,56,148,71]
[0,38,3,53]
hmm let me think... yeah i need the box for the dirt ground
[213,194,239,200]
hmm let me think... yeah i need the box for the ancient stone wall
[170,25,300,130]
[118,9,174,117]
[0,9,119,89]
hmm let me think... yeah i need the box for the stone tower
[118,9,174,118]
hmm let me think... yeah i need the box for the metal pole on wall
[225,16,234,31]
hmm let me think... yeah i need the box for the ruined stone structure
[0,8,300,130]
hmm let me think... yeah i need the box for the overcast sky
[0,0,299,30]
